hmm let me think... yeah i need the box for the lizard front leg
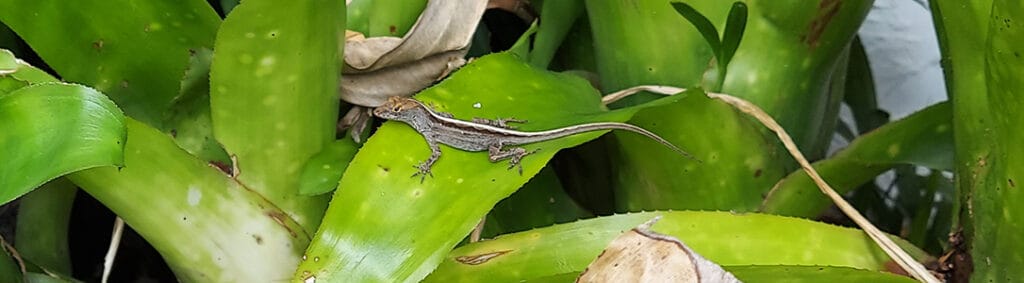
[472,117,527,129]
[488,143,539,175]
[412,138,443,182]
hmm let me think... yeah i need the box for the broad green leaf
[297,139,361,196]
[210,0,343,231]
[481,166,592,238]
[347,0,374,34]
[16,178,76,275]
[0,244,20,283]
[0,83,125,205]
[761,102,952,217]
[587,0,723,106]
[952,0,1024,280]
[586,1,783,212]
[0,49,59,90]
[68,119,310,283]
[586,0,871,211]
[611,90,784,211]
[295,53,687,282]
[367,0,427,37]
[721,0,871,154]
[0,0,220,125]
[23,272,77,283]
[530,0,585,69]
[424,211,930,282]
[165,48,230,164]
[727,265,916,283]
[928,0,992,280]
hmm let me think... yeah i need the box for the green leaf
[586,1,724,106]
[162,48,230,164]
[719,2,748,67]
[586,0,872,211]
[727,265,917,283]
[16,178,76,275]
[0,244,20,283]
[958,0,1024,279]
[508,21,538,60]
[719,0,872,154]
[346,0,373,34]
[23,272,77,283]
[424,211,931,282]
[210,0,343,231]
[295,53,686,282]
[0,0,220,126]
[671,2,722,62]
[68,119,311,282]
[482,166,592,238]
[761,102,952,218]
[530,0,585,69]
[843,38,888,134]
[297,139,361,196]
[367,0,427,37]
[0,49,59,88]
[928,0,992,279]
[0,83,125,205]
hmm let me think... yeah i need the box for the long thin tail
[526,122,699,161]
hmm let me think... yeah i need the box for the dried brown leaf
[577,217,741,283]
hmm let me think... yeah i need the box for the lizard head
[373,96,423,121]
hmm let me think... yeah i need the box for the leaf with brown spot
[455,250,512,265]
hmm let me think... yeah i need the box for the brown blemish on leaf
[455,250,512,265]
[754,169,762,178]
[378,164,390,172]
[1009,178,1016,188]
[802,0,842,48]
[266,211,298,238]
[92,39,104,51]
[209,161,232,174]
[883,260,911,277]
[253,234,264,245]
[389,25,397,34]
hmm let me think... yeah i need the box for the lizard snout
[372,107,389,117]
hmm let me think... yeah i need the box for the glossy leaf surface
[425,211,929,282]
[210,0,343,231]
[69,119,310,283]
[0,83,125,205]
[762,102,952,217]
[296,53,686,282]
[0,0,220,125]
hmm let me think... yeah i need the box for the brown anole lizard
[373,96,696,181]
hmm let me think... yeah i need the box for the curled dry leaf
[339,0,487,107]
[577,216,741,283]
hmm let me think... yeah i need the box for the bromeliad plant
[0,0,1018,282]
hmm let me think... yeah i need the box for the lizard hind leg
[488,144,540,175]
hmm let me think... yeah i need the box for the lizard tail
[532,122,700,162]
